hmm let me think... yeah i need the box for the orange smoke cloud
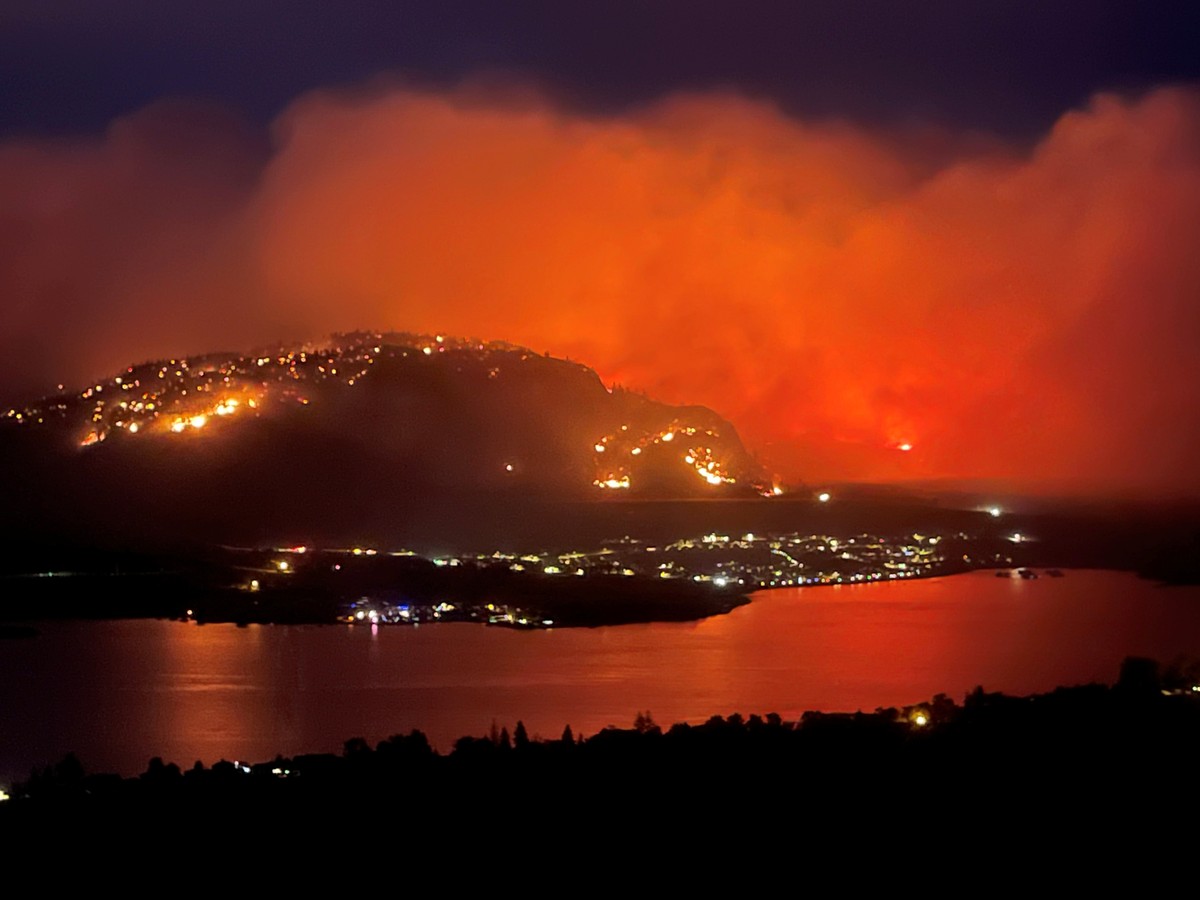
[2,83,1199,495]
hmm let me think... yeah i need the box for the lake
[2,569,1198,784]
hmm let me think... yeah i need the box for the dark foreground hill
[4,657,1199,854]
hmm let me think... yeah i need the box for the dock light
[275,561,289,572]
[989,507,1002,518]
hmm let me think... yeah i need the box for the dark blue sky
[4,1,1200,138]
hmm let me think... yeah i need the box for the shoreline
[4,657,1198,831]
[3,572,1196,785]
[3,563,1181,635]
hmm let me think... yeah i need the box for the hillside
[0,332,772,546]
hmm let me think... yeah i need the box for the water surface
[2,570,1197,782]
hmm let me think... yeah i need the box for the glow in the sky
[2,84,1199,494]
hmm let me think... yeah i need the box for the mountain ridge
[1,331,775,545]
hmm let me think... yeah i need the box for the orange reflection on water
[4,570,1200,779]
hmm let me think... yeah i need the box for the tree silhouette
[142,756,181,781]
[634,711,659,734]
[343,736,371,758]
[1117,656,1161,696]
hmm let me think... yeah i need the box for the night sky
[3,2,1199,493]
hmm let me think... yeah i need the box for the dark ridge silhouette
[5,658,1199,848]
